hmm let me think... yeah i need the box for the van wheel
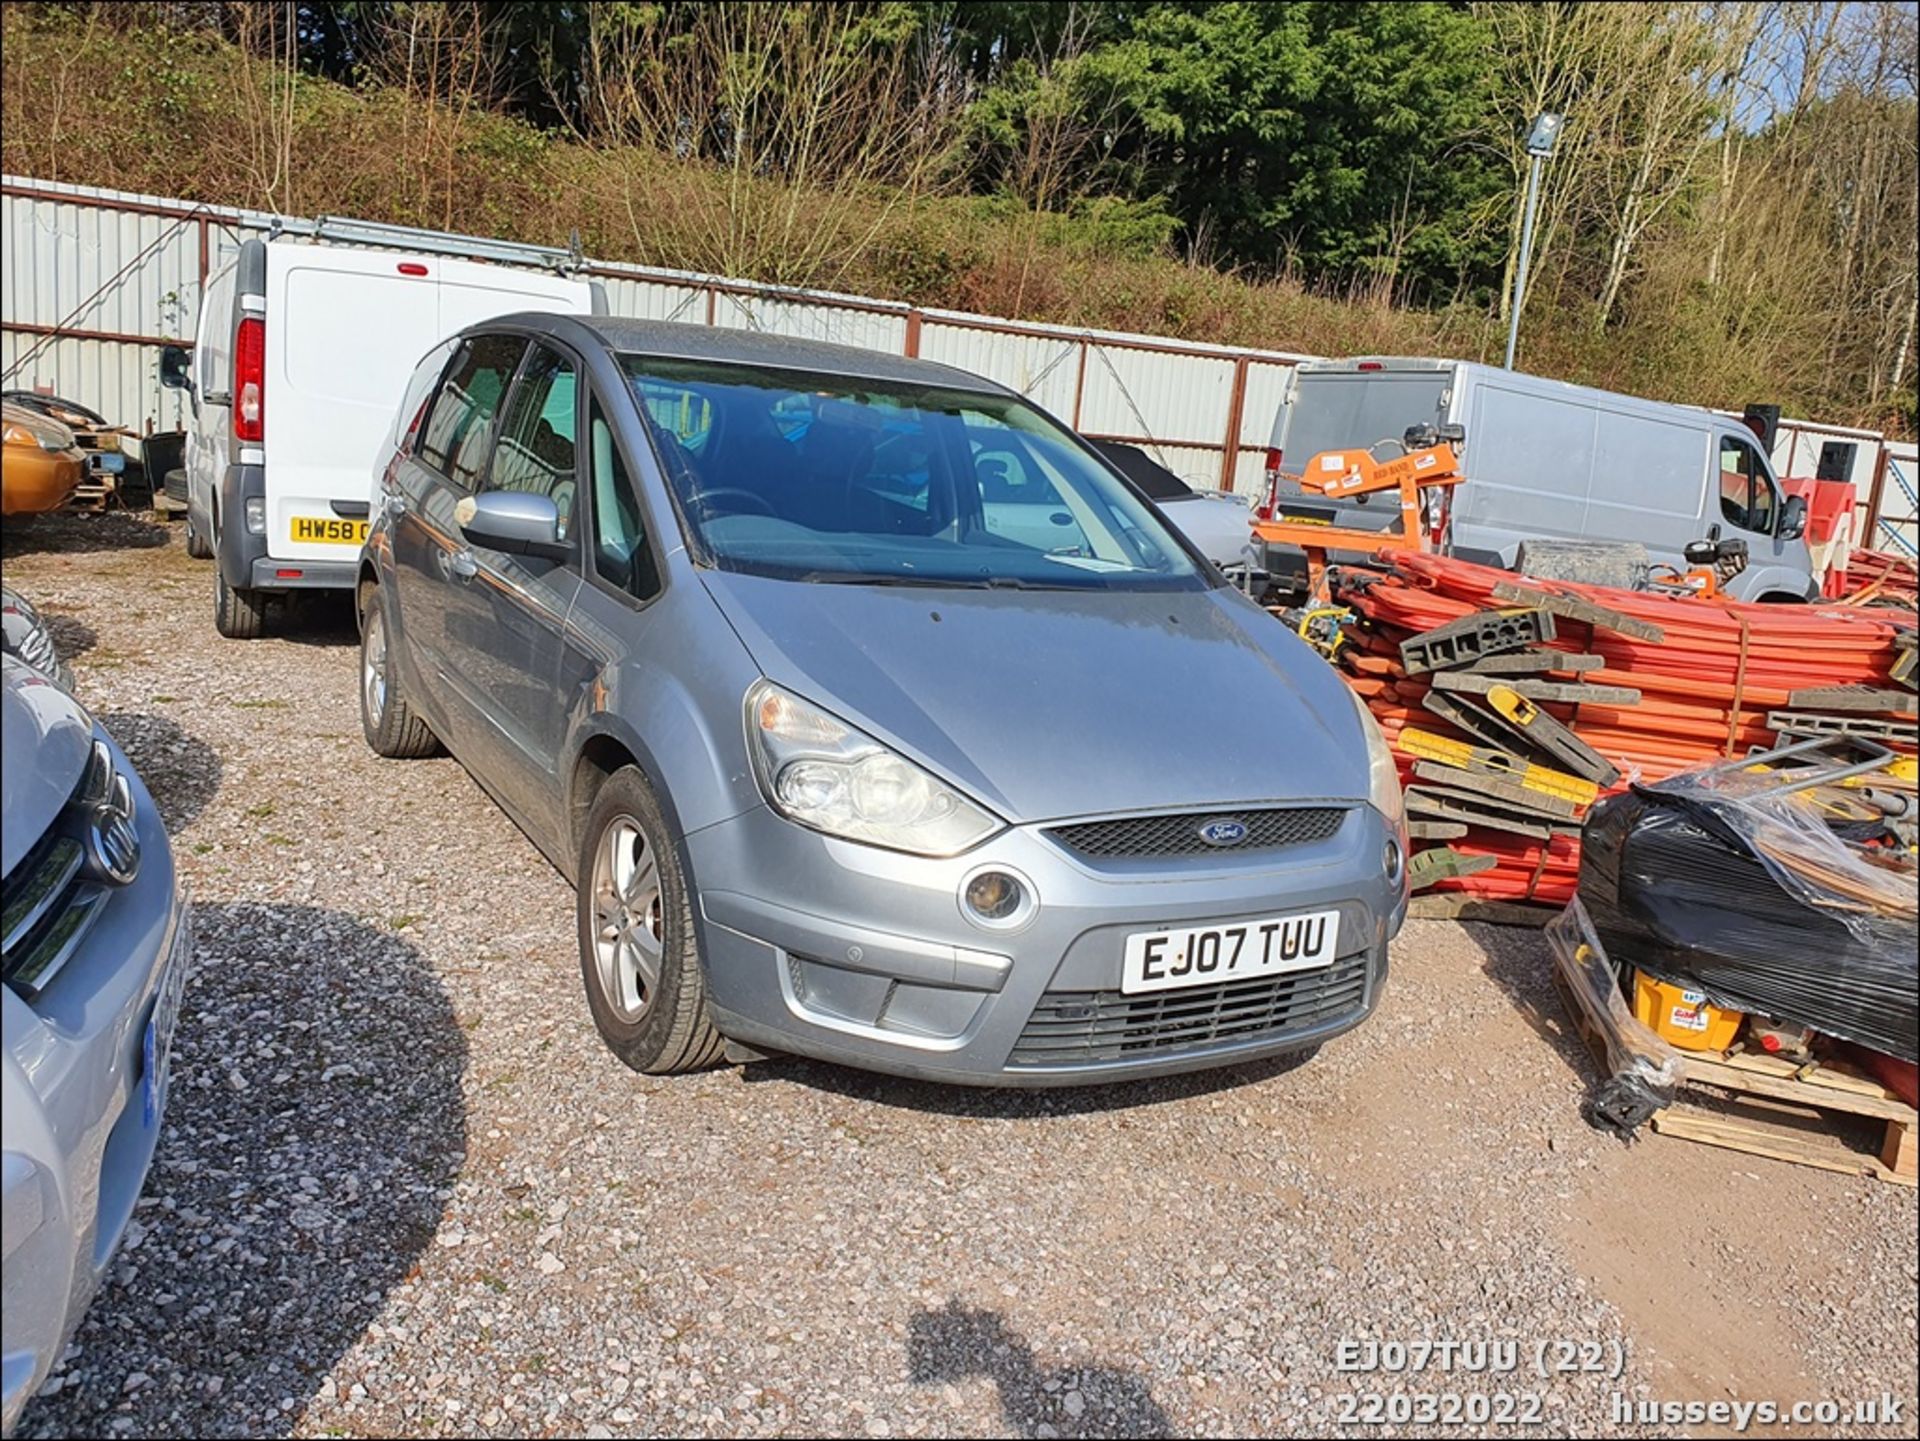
[358,583,439,758]
[576,767,725,1075]
[213,568,268,639]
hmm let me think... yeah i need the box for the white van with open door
[161,236,602,637]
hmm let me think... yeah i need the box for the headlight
[1346,684,1405,829]
[3,422,36,447]
[746,681,1002,856]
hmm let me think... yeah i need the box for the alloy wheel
[591,817,664,1022]
[362,608,388,725]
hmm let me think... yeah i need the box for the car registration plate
[290,516,368,545]
[142,921,190,1128]
[1121,909,1340,995]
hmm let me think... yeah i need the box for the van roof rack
[240,212,583,276]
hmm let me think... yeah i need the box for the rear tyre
[213,566,267,639]
[184,501,212,559]
[576,767,725,1075]
[358,583,439,758]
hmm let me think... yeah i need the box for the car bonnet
[1,655,97,878]
[700,572,1369,824]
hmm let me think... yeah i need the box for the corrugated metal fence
[2,172,1911,545]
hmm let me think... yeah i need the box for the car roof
[499,314,1010,396]
[1086,439,1193,501]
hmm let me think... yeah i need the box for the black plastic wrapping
[1580,787,1919,1063]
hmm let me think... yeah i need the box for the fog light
[965,870,1021,921]
[244,496,266,535]
[1384,837,1405,885]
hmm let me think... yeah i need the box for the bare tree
[357,2,505,231]
[225,0,298,212]
[580,2,965,288]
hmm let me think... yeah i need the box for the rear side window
[588,396,660,602]
[198,268,236,393]
[486,344,578,536]
[390,338,458,461]
[418,335,525,490]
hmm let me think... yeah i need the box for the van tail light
[1357,360,1384,372]
[234,315,265,442]
[1255,448,1283,520]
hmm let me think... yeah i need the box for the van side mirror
[456,491,568,559]
[159,345,192,391]
[1778,493,1807,542]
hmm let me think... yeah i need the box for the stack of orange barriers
[1327,553,1918,906]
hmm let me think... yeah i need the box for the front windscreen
[617,355,1208,591]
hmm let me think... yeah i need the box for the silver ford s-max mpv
[357,316,1406,1085]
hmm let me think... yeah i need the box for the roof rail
[236,211,582,275]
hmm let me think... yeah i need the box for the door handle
[449,549,478,581]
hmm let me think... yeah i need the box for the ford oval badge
[1198,818,1249,847]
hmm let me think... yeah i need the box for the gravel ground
[6,511,1916,1439]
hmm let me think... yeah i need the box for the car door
[389,332,526,756]
[435,341,587,841]
[555,385,672,794]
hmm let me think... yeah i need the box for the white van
[160,237,602,637]
[1257,358,1818,602]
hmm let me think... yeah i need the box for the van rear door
[1272,365,1451,532]
[265,246,444,564]
[262,245,595,571]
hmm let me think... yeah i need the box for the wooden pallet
[1654,1050,1916,1187]
[1547,970,1915,1185]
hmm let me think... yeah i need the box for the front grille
[1047,806,1346,862]
[2,741,134,997]
[1008,951,1369,1068]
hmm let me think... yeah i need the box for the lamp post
[1504,111,1563,371]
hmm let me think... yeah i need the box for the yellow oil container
[1632,970,1742,1053]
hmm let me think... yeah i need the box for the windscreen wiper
[794,570,989,588]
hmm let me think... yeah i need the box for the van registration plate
[1121,909,1340,995]
[291,517,368,545]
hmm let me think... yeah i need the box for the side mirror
[455,490,568,559]
[159,345,192,391]
[1778,493,1808,542]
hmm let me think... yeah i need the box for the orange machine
[1252,441,1467,595]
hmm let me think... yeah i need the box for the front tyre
[576,767,724,1075]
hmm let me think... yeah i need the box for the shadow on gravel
[908,1301,1173,1438]
[16,903,468,1441]
[99,711,222,834]
[741,1046,1319,1118]
[267,591,359,648]
[43,611,98,662]
[1,510,171,555]
[1459,919,1602,1084]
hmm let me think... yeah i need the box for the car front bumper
[0,449,84,516]
[689,800,1406,1086]
[1,749,188,1435]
